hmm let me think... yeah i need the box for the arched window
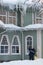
[0,35,10,55]
[11,35,21,55]
[25,35,33,54]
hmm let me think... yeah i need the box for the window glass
[16,46,19,53]
[1,46,4,53]
[5,46,8,53]
[12,46,15,53]
[9,12,16,16]
[0,11,16,24]
[0,11,6,23]
[1,36,8,45]
[13,18,16,24]
[0,16,2,21]
[9,17,12,23]
[11,36,20,54]
[8,12,16,24]
[0,35,9,54]
[13,37,18,45]
[26,36,32,53]
[0,11,6,15]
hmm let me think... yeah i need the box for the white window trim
[0,35,10,55]
[0,15,6,16]
[11,35,21,55]
[5,12,7,24]
[32,12,36,24]
[32,12,34,24]
[16,12,17,25]
[9,16,16,18]
[25,35,33,55]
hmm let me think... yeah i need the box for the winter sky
[2,0,32,4]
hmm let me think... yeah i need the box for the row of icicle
[0,0,43,14]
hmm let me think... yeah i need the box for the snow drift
[0,58,43,65]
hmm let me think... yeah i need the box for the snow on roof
[1,20,43,31]
[0,20,22,30]
[0,20,4,25]
[24,24,43,30]
[0,20,5,28]
[1,0,42,11]
[4,24,21,30]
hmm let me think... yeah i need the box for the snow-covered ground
[0,58,43,65]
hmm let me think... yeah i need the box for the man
[29,47,36,60]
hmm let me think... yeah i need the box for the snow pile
[0,20,5,28]
[4,24,21,30]
[0,20,21,30]
[1,20,43,31]
[0,59,43,65]
[24,24,43,30]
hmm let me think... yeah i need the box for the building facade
[0,3,43,61]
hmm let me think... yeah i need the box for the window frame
[25,35,33,55]
[0,15,7,24]
[11,35,21,55]
[0,11,7,24]
[0,11,17,24]
[8,12,17,25]
[0,35,10,55]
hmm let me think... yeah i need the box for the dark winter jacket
[29,48,36,56]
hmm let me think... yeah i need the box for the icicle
[18,3,27,15]
[0,0,43,14]
[22,4,27,14]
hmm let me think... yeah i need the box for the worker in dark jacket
[29,47,36,60]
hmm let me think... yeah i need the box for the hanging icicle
[17,0,43,14]
[0,0,43,14]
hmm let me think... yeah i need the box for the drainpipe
[21,31,24,60]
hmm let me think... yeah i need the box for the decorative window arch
[11,35,21,55]
[0,35,10,55]
[25,35,33,55]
